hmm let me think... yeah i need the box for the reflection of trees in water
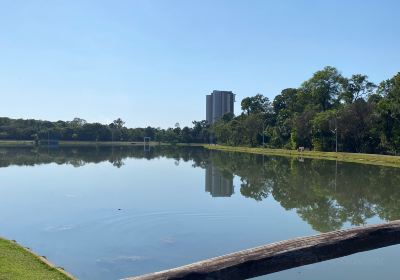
[1,146,400,232]
[0,146,208,169]
[207,151,400,232]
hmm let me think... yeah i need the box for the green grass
[204,145,400,168]
[0,237,73,280]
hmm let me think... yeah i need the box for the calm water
[0,146,399,280]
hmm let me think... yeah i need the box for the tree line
[1,66,399,154]
[0,117,210,144]
[212,66,400,154]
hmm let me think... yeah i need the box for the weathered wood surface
[124,220,400,280]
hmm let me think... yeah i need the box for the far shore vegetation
[1,66,400,156]
[0,237,73,280]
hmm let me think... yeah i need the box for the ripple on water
[96,255,152,265]
[85,209,248,235]
[44,225,75,232]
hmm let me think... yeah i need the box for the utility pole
[335,116,338,153]
[331,116,338,153]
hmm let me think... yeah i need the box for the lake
[0,145,399,280]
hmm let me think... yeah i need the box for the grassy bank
[204,145,400,168]
[0,237,73,280]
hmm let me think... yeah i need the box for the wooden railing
[124,220,400,280]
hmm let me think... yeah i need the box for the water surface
[0,146,399,279]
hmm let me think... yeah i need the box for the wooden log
[124,220,400,280]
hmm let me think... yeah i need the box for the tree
[111,118,125,130]
[243,114,264,147]
[301,66,346,111]
[341,74,376,104]
[273,88,300,115]
[222,112,234,122]
[338,99,376,153]
[144,126,156,140]
[181,127,192,143]
[212,120,231,145]
[376,73,400,154]
[70,118,87,127]
[192,120,210,143]
[241,94,272,115]
[292,111,314,149]
[311,110,337,151]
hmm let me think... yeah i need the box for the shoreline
[0,140,161,147]
[0,237,74,279]
[1,140,399,167]
[203,145,400,168]
[0,140,205,147]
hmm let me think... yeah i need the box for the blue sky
[0,0,399,128]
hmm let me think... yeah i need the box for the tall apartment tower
[206,90,235,124]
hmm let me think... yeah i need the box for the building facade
[206,90,235,124]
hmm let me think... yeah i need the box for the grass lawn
[204,145,400,168]
[0,237,73,280]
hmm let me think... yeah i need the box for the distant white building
[206,90,235,124]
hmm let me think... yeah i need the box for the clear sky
[0,0,399,128]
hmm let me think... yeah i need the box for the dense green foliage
[212,67,400,154]
[0,117,210,144]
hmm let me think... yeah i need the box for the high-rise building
[206,90,235,124]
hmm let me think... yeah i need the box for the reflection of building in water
[205,165,234,197]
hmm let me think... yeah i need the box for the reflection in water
[205,165,234,197]
[144,143,151,152]
[1,145,400,232]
